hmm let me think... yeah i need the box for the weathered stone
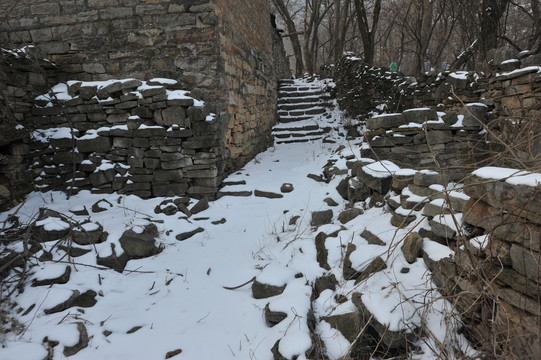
[366,114,405,130]
[252,279,286,299]
[361,229,385,246]
[190,197,209,214]
[354,256,387,284]
[510,244,540,281]
[72,223,104,245]
[402,108,438,124]
[352,292,415,349]
[311,209,333,227]
[401,232,423,263]
[119,225,157,258]
[264,303,287,327]
[32,266,71,287]
[357,166,392,194]
[322,311,363,343]
[254,190,283,199]
[77,137,111,153]
[44,290,97,314]
[314,274,337,296]
[176,227,204,241]
[338,207,363,224]
[63,322,89,357]
[315,232,330,270]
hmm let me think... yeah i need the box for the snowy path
[1,125,355,359]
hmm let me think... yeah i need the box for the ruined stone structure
[0,0,291,204]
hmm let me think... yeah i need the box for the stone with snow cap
[357,160,400,194]
[366,113,405,130]
[402,108,438,124]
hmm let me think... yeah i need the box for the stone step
[278,89,324,97]
[278,96,324,104]
[275,136,324,144]
[278,103,328,111]
[277,115,314,123]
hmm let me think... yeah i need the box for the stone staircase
[273,78,334,144]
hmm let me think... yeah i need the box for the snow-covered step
[277,78,333,123]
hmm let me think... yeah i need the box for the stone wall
[430,169,541,358]
[0,46,61,209]
[29,78,221,199]
[1,0,291,201]
[361,106,490,181]
[214,0,290,169]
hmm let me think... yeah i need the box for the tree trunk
[272,0,305,77]
[353,0,381,65]
[479,0,510,59]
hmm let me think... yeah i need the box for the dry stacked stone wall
[1,0,291,202]
[429,169,541,359]
[30,78,220,199]
[0,46,61,209]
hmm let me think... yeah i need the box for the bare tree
[272,0,305,76]
[352,0,382,65]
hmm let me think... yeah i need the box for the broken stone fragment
[338,207,363,224]
[63,322,89,357]
[32,211,71,242]
[315,232,330,270]
[352,292,415,350]
[190,197,209,215]
[280,183,294,193]
[264,303,287,327]
[119,224,159,258]
[44,290,97,314]
[176,227,204,241]
[32,265,71,287]
[322,311,363,343]
[354,256,388,284]
[360,229,385,246]
[254,190,284,199]
[401,232,423,264]
[251,279,286,299]
[72,222,104,245]
[311,209,333,227]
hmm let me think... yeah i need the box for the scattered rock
[252,279,286,299]
[70,206,89,216]
[352,293,415,350]
[336,177,350,200]
[63,322,89,357]
[44,290,97,314]
[289,215,300,225]
[390,212,417,228]
[190,197,209,215]
[58,245,92,257]
[255,190,284,199]
[265,303,287,327]
[338,207,363,224]
[96,244,130,273]
[32,266,71,287]
[165,349,183,359]
[32,211,71,242]
[91,199,113,213]
[311,209,333,227]
[322,312,363,343]
[176,227,204,241]
[280,183,294,193]
[355,256,387,284]
[307,173,324,182]
[401,232,423,263]
[323,197,339,206]
[314,273,337,297]
[211,218,226,225]
[72,222,104,245]
[315,232,330,270]
[343,243,359,280]
[360,229,385,246]
[119,224,158,258]
[217,190,253,198]
[127,326,143,334]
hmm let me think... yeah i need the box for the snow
[2,81,472,360]
[473,166,541,187]
[35,216,70,232]
[362,160,400,178]
[449,71,468,80]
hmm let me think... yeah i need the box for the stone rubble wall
[30,79,220,199]
[362,107,490,181]
[1,0,292,202]
[0,47,61,209]
[343,156,541,358]
[444,172,540,359]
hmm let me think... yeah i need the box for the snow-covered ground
[1,105,473,359]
